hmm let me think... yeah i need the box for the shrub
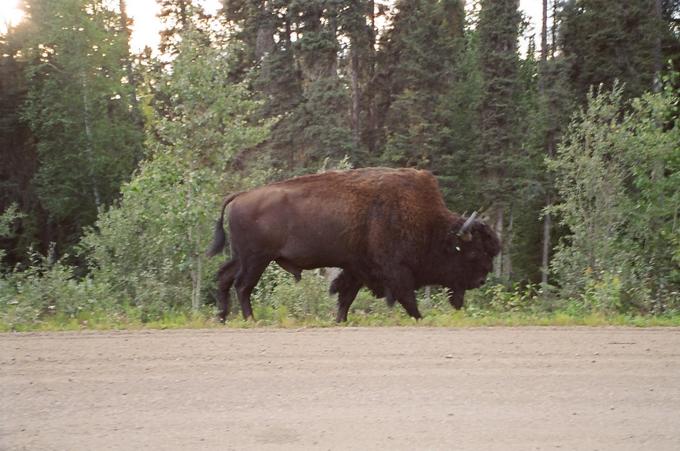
[0,248,113,328]
[547,81,680,313]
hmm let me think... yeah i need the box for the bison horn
[457,211,478,237]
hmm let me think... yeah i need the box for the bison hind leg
[234,255,272,320]
[216,258,239,323]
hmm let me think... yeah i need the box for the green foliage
[0,247,112,329]
[548,81,680,313]
[3,0,680,331]
[222,0,358,173]
[251,266,336,320]
[0,204,22,238]
[379,0,467,169]
[19,0,145,247]
[288,77,356,167]
[80,28,270,313]
[559,0,677,100]
[0,204,25,265]
[466,283,542,313]
[0,29,40,265]
[476,0,522,206]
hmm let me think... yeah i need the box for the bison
[206,167,500,322]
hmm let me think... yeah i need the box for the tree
[19,0,145,253]
[222,0,361,173]
[0,21,44,264]
[82,29,270,312]
[377,0,465,168]
[158,0,211,56]
[548,82,680,312]
[559,0,680,100]
[0,204,25,267]
[534,0,575,286]
[150,1,213,124]
[476,0,522,278]
[118,0,144,133]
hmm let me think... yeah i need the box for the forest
[1,0,679,329]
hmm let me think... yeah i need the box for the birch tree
[20,0,144,251]
[83,29,269,312]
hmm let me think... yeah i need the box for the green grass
[2,307,680,332]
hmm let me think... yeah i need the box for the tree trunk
[652,0,662,93]
[541,0,548,64]
[327,6,339,77]
[187,184,201,311]
[503,210,513,279]
[179,0,188,29]
[494,207,504,278]
[350,42,361,145]
[118,0,144,131]
[366,0,376,154]
[119,0,144,171]
[551,0,557,58]
[190,249,202,311]
[541,196,552,286]
[540,0,552,288]
[81,72,101,208]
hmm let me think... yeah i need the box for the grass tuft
[2,307,679,332]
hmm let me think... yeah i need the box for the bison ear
[460,231,472,242]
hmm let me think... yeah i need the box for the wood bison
[206,167,500,322]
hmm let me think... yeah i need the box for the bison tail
[205,192,242,257]
[205,217,226,257]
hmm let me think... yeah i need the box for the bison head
[444,212,501,308]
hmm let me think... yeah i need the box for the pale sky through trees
[1,0,543,54]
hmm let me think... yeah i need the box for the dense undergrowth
[2,265,678,332]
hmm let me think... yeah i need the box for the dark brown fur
[207,168,500,322]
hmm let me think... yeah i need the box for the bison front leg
[396,291,422,319]
[387,271,422,320]
[329,270,362,323]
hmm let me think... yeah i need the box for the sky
[124,0,222,52]
[1,0,543,53]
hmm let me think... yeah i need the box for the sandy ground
[1,327,680,450]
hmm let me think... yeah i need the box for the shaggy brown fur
[207,168,500,322]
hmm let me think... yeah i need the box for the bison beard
[206,168,500,322]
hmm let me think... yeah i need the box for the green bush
[78,29,270,315]
[0,249,113,328]
[547,82,680,313]
[250,265,335,320]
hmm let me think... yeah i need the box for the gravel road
[2,327,679,450]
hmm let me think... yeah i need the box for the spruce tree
[559,0,679,100]
[378,0,464,168]
[222,0,356,173]
[477,0,522,278]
